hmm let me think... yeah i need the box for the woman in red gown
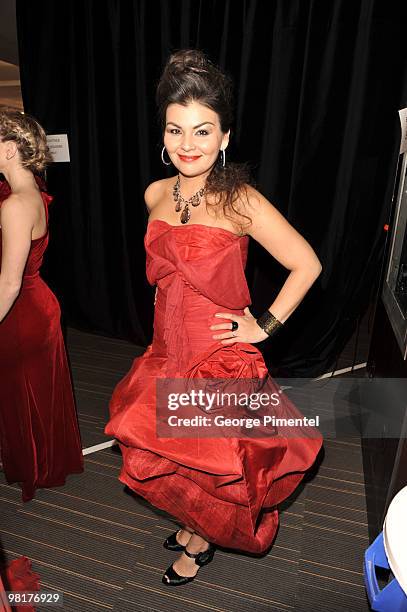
[0,108,84,503]
[105,50,323,586]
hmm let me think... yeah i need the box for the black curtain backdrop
[15,0,407,377]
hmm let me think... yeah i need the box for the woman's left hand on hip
[210,307,269,344]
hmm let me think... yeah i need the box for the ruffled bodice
[145,219,256,375]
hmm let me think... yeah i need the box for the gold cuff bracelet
[256,310,283,337]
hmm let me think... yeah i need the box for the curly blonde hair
[0,107,53,173]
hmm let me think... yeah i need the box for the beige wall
[0,0,22,110]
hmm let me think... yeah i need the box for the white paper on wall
[47,134,70,162]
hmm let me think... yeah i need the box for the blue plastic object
[364,531,407,612]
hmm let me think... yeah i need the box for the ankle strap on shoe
[184,544,212,559]
[184,548,199,559]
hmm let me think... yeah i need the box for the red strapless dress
[0,179,84,502]
[105,219,322,554]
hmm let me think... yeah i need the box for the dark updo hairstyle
[156,49,253,234]
[0,107,52,173]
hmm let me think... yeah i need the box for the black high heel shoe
[162,543,216,586]
[163,529,189,552]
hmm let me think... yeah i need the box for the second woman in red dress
[0,108,84,502]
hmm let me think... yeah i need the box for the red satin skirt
[106,283,322,554]
[0,275,84,502]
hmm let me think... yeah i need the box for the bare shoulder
[244,184,277,213]
[227,184,274,234]
[0,194,36,237]
[0,190,43,232]
[0,193,28,219]
[144,178,173,213]
[234,184,288,235]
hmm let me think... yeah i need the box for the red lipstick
[178,154,201,162]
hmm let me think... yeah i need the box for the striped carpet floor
[0,327,373,611]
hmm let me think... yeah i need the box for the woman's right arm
[0,196,33,323]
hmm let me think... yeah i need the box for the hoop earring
[161,146,172,166]
[220,148,226,168]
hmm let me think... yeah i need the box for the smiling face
[164,100,230,179]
